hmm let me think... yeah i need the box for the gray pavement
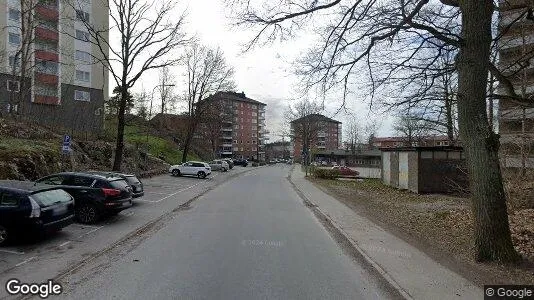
[52,164,395,300]
[0,167,252,299]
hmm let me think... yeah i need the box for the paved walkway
[290,166,483,300]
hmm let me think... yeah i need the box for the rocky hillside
[0,118,169,180]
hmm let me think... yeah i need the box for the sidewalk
[289,166,482,300]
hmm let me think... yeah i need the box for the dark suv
[0,181,75,245]
[233,159,248,167]
[87,172,144,198]
[36,172,133,223]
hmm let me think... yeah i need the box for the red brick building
[290,114,342,160]
[202,92,267,161]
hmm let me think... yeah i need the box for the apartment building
[498,0,534,168]
[201,91,268,161]
[290,114,342,160]
[0,0,108,132]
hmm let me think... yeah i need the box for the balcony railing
[34,95,59,105]
[35,27,59,41]
[35,50,58,62]
[36,5,59,21]
[221,127,233,132]
[35,72,58,85]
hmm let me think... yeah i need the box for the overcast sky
[134,0,395,142]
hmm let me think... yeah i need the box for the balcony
[35,72,58,85]
[221,127,233,132]
[222,143,233,147]
[34,95,59,105]
[221,135,233,140]
[222,151,233,155]
[35,27,59,41]
[35,50,58,62]
[36,5,59,21]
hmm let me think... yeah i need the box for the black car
[87,171,144,198]
[0,180,75,245]
[36,172,133,223]
[233,159,248,167]
[222,159,234,169]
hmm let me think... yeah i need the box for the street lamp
[146,83,175,152]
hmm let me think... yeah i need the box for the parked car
[222,158,234,169]
[87,171,144,198]
[233,159,248,167]
[321,161,328,166]
[35,172,133,223]
[209,160,229,172]
[269,160,277,165]
[0,180,75,245]
[169,161,212,179]
[332,166,360,177]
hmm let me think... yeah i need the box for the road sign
[62,135,71,153]
[63,135,71,146]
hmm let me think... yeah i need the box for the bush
[313,168,340,179]
[252,162,259,167]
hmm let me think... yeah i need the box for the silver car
[209,160,229,172]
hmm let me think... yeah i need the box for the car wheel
[197,171,206,179]
[0,225,8,245]
[76,204,99,224]
[172,169,181,177]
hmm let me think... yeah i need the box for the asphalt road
[55,165,395,300]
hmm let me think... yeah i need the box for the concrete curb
[287,165,413,300]
[18,167,259,300]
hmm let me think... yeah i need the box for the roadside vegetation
[309,176,534,285]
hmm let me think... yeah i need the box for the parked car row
[0,171,145,246]
[168,159,247,178]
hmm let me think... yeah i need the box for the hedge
[313,168,340,179]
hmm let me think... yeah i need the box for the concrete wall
[408,151,419,193]
[382,152,391,185]
[390,152,399,188]
[418,155,468,194]
[398,152,409,189]
[354,167,381,179]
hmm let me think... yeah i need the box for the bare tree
[158,66,178,114]
[393,111,434,146]
[344,119,362,154]
[229,0,526,262]
[181,43,236,163]
[286,99,324,175]
[67,0,189,170]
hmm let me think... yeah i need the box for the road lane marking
[58,241,71,247]
[0,249,25,255]
[76,226,104,239]
[143,191,173,195]
[15,256,37,267]
[137,182,203,203]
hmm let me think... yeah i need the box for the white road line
[15,256,37,267]
[0,249,25,255]
[76,226,104,239]
[71,224,102,229]
[143,191,173,195]
[122,211,135,217]
[58,241,71,247]
[138,182,203,203]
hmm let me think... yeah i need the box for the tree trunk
[112,86,128,171]
[456,0,519,262]
[445,84,454,142]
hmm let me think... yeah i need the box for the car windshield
[123,176,140,185]
[109,179,129,190]
[31,189,72,206]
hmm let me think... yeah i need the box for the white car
[209,160,229,172]
[169,161,212,179]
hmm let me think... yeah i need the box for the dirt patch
[309,177,534,286]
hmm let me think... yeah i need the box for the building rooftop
[203,91,266,106]
[291,113,341,124]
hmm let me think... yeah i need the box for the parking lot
[0,166,255,297]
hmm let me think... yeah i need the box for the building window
[246,141,250,144]
[8,56,20,68]
[75,10,90,22]
[240,147,243,151]
[36,60,58,75]
[75,50,92,63]
[75,29,90,41]
[234,124,239,129]
[252,133,257,137]
[74,90,90,101]
[8,8,20,21]
[8,32,21,45]
[233,140,238,144]
[76,70,91,82]
[6,80,20,92]
[233,147,239,151]
[252,140,256,144]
